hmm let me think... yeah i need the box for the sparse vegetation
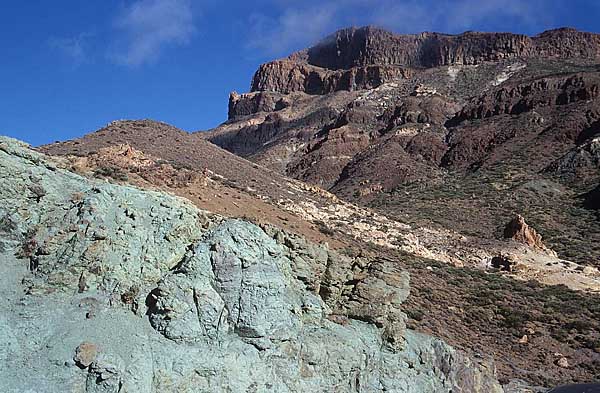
[369,165,600,267]
[314,219,335,235]
[396,251,600,386]
[93,165,129,181]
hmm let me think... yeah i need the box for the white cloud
[426,0,541,32]
[247,4,337,56]
[49,33,91,65]
[110,0,196,66]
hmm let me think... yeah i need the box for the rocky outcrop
[503,215,556,256]
[385,95,460,127]
[0,137,213,293]
[290,27,532,69]
[447,73,600,126]
[0,136,503,392]
[301,26,600,69]
[534,27,600,60]
[547,134,600,187]
[251,60,411,95]
[228,91,290,119]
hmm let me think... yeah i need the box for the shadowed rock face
[0,137,503,392]
[583,185,600,210]
[294,27,531,69]
[299,27,600,70]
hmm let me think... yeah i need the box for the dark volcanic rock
[447,73,600,126]
[582,185,600,210]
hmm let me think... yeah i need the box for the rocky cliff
[250,60,412,95]
[0,137,505,392]
[250,26,600,94]
[300,27,600,69]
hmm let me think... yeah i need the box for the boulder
[74,342,98,368]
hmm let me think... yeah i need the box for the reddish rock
[228,91,289,119]
[251,60,411,94]
[447,74,600,126]
[503,215,555,255]
[73,342,98,369]
[251,26,600,95]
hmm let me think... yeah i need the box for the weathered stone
[556,357,570,368]
[0,137,214,294]
[252,26,600,94]
[74,342,98,368]
[86,354,124,393]
[503,215,556,256]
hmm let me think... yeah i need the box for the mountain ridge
[249,26,600,94]
[205,25,600,268]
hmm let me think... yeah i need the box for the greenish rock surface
[0,137,504,392]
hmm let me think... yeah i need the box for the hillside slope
[3,136,508,392]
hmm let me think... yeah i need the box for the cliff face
[297,27,533,69]
[250,26,600,94]
[250,60,411,95]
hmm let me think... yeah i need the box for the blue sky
[1,0,599,146]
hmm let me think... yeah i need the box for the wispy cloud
[246,0,558,57]
[247,4,337,56]
[48,33,92,65]
[109,0,196,66]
